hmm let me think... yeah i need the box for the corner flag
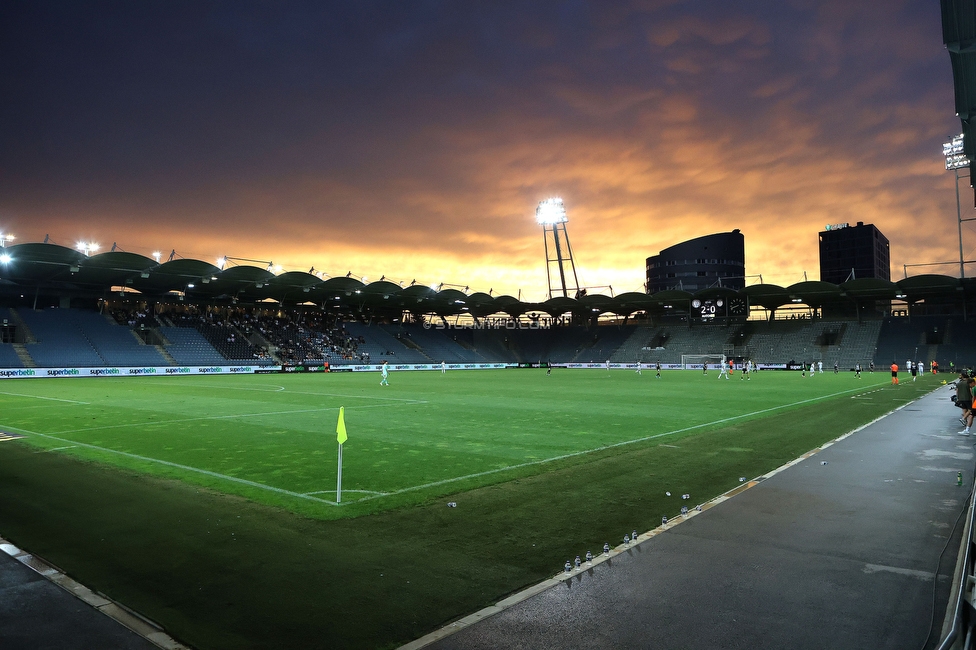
[336,407,347,445]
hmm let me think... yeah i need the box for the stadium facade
[645,230,746,294]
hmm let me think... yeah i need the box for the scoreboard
[691,296,748,320]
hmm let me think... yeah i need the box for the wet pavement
[416,388,969,650]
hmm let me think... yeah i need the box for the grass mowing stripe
[48,401,423,435]
[0,372,893,516]
[142,379,432,402]
[6,379,882,508]
[354,382,879,503]
[0,390,89,404]
[3,425,340,506]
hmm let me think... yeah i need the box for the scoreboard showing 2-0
[691,298,723,320]
[691,296,748,320]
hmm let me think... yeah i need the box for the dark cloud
[0,0,965,295]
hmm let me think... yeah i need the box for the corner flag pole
[336,406,347,503]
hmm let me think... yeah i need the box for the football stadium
[5,3,976,650]
[0,238,973,649]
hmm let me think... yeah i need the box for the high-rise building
[818,222,890,284]
[645,230,745,294]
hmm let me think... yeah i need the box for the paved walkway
[415,387,970,650]
[0,539,185,650]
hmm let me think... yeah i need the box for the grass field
[0,368,938,649]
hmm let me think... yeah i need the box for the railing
[936,472,976,650]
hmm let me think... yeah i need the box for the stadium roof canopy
[0,243,972,318]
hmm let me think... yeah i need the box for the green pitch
[0,368,936,649]
[0,368,894,518]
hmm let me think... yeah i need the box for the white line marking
[51,401,426,435]
[41,446,77,452]
[304,489,387,496]
[141,381,287,392]
[4,426,339,506]
[0,391,88,404]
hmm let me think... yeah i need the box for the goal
[680,354,725,370]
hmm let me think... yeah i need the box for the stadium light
[0,254,11,264]
[216,256,227,270]
[942,133,975,278]
[76,241,99,256]
[152,251,161,262]
[0,234,14,247]
[536,198,568,225]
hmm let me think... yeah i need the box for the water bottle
[681,506,688,515]
[564,561,572,573]
[632,529,638,541]
[623,534,630,546]
[585,550,593,565]
[603,542,610,556]
[662,516,668,526]
[574,555,581,570]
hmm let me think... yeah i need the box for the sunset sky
[0,0,969,300]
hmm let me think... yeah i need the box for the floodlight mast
[536,198,580,299]
[942,133,976,279]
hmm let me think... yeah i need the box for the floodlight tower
[943,134,976,279]
[536,197,580,299]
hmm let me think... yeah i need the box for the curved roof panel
[540,296,580,315]
[361,280,402,297]
[740,284,790,309]
[67,251,157,288]
[578,293,616,314]
[839,278,898,300]
[785,281,842,305]
[131,259,221,295]
[0,243,87,283]
[320,277,366,295]
[897,274,961,299]
[612,291,656,315]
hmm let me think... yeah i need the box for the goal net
[680,354,725,370]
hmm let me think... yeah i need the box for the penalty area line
[356,383,887,504]
[2,426,340,507]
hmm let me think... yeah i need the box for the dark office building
[645,230,745,294]
[818,222,890,284]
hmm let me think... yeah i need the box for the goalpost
[680,354,725,370]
